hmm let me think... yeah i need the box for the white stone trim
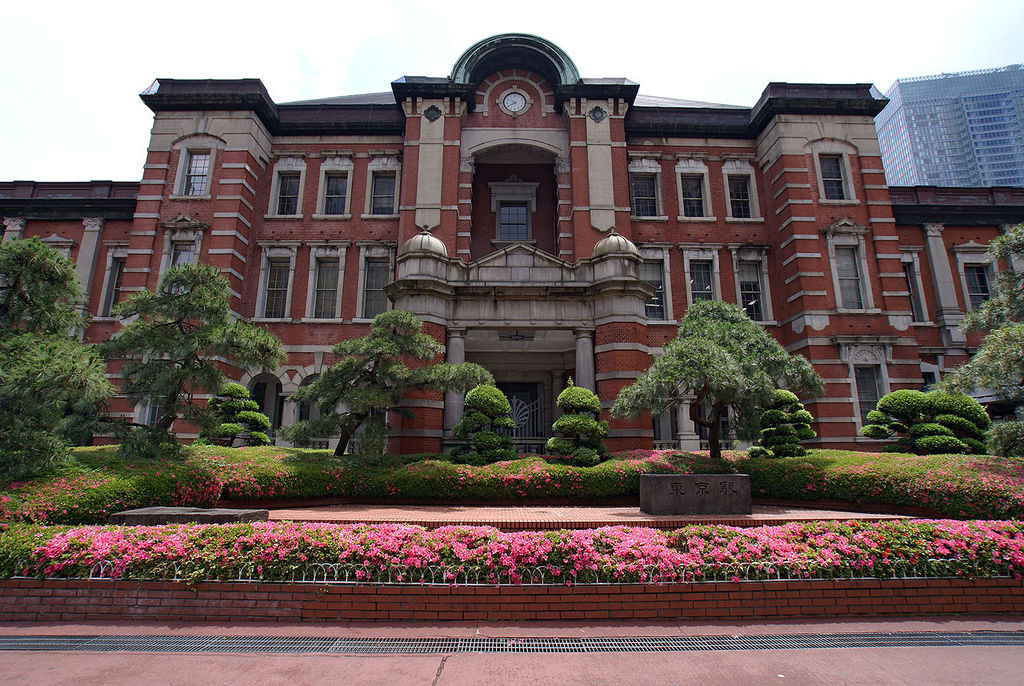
[627,156,666,219]
[953,240,995,311]
[254,241,300,321]
[679,244,722,306]
[822,220,874,312]
[354,242,396,320]
[266,156,307,218]
[362,153,402,217]
[304,242,349,319]
[674,158,713,220]
[638,244,674,321]
[721,159,761,220]
[316,154,354,217]
[808,139,859,203]
[728,244,775,323]
[170,134,223,198]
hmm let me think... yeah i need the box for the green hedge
[2,446,1024,525]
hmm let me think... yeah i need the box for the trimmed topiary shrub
[451,384,517,465]
[755,389,816,458]
[860,389,990,455]
[988,414,1024,457]
[546,379,608,467]
[201,382,273,447]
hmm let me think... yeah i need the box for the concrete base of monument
[639,474,752,515]
[107,507,269,525]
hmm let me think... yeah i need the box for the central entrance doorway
[497,382,544,452]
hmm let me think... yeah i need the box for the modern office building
[876,65,1024,187]
[4,34,1024,453]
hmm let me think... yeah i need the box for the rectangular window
[371,173,396,215]
[498,202,528,241]
[738,261,764,321]
[323,173,348,215]
[170,242,195,267]
[363,257,390,318]
[101,256,125,317]
[146,396,167,428]
[835,246,863,309]
[690,260,714,302]
[854,366,882,426]
[727,176,751,218]
[680,175,705,217]
[263,258,290,318]
[312,258,339,318]
[276,173,301,215]
[964,265,991,308]
[184,152,210,196]
[640,259,666,320]
[820,154,846,200]
[629,173,658,217]
[903,261,925,321]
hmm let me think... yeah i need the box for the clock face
[503,91,527,113]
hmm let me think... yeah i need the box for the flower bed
[2,519,1022,585]
[2,446,1024,525]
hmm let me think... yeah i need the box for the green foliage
[546,381,608,464]
[754,387,816,458]
[914,435,970,455]
[0,239,113,478]
[451,384,517,465]
[861,389,989,455]
[611,300,823,459]
[282,310,492,456]
[102,264,285,457]
[987,419,1024,457]
[202,382,274,447]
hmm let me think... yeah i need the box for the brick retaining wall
[2,578,1022,623]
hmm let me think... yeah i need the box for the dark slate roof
[0,181,139,220]
[279,92,396,106]
[633,94,746,109]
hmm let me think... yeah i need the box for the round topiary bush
[861,389,990,455]
[754,389,816,458]
[451,384,517,465]
[545,379,608,466]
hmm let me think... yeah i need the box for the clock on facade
[502,91,528,113]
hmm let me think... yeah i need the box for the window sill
[252,317,293,323]
[725,217,764,223]
[630,215,669,222]
[301,317,344,323]
[312,213,352,221]
[819,199,859,206]
[910,321,934,327]
[264,214,303,221]
[168,194,212,201]
[360,213,399,221]
[91,316,120,322]
[352,316,388,324]
[676,215,717,222]
[835,308,882,315]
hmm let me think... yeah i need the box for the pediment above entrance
[463,241,580,284]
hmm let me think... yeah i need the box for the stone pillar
[2,217,25,242]
[676,402,701,451]
[444,328,466,431]
[923,223,966,346]
[76,217,104,302]
[574,328,596,391]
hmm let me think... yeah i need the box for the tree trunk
[706,403,723,460]
[333,412,369,456]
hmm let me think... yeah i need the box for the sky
[3,0,1022,182]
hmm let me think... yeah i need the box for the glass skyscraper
[876,64,1024,187]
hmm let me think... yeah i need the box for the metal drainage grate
[1,631,1023,654]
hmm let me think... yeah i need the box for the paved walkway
[2,618,1021,685]
[268,504,908,530]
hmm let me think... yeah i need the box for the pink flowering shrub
[3,519,1022,584]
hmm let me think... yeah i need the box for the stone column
[76,217,104,301]
[676,402,701,452]
[2,217,25,242]
[923,223,966,346]
[279,394,298,447]
[444,328,466,431]
[574,328,596,391]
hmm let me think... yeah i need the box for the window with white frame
[721,160,760,220]
[356,243,395,320]
[183,151,211,196]
[823,220,873,311]
[628,156,664,218]
[681,246,721,306]
[810,141,858,203]
[675,158,712,220]
[901,253,927,322]
[100,251,126,317]
[489,182,539,242]
[316,154,354,217]
[305,243,348,320]
[267,156,306,217]
[640,259,666,320]
[854,366,883,426]
[40,234,74,259]
[170,240,195,267]
[363,154,401,217]
[729,245,773,323]
[256,243,299,320]
[953,241,995,312]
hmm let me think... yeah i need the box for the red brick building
[3,34,1024,453]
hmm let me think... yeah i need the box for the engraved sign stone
[640,474,752,515]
